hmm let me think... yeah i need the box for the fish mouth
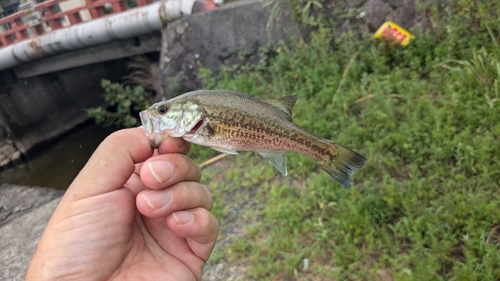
[139,109,205,147]
[139,110,162,148]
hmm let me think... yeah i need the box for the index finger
[67,127,153,199]
[157,136,192,155]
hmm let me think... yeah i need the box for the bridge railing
[0,0,153,48]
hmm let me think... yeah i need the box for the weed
[199,4,500,279]
[87,79,153,127]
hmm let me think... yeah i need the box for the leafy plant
[86,79,153,128]
[439,22,500,108]
[199,3,500,279]
[265,0,323,33]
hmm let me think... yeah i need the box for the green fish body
[139,90,367,188]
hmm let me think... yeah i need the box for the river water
[0,124,118,189]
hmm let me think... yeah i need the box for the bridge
[0,0,216,74]
[0,0,288,172]
[0,0,146,48]
[0,0,218,169]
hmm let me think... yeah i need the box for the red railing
[0,0,153,48]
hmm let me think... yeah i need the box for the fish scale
[140,90,367,188]
[207,109,330,160]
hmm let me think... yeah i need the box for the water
[0,124,118,189]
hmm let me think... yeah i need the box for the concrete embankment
[0,184,64,280]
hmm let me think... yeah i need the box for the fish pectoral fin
[211,146,239,155]
[259,152,288,176]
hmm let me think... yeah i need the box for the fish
[139,90,367,188]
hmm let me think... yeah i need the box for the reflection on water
[0,124,118,189]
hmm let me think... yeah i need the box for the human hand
[26,127,218,281]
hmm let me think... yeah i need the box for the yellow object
[373,21,414,46]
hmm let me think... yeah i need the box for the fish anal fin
[265,96,298,120]
[259,152,288,176]
[211,146,239,155]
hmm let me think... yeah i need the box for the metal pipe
[0,0,200,71]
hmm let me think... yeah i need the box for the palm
[56,177,205,280]
[26,128,217,281]
[111,180,203,280]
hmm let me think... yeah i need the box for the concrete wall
[0,59,129,159]
[159,0,297,99]
[0,0,421,170]
[158,0,420,99]
[0,31,161,170]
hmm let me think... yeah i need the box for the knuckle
[171,181,191,201]
[102,131,124,149]
[202,185,213,209]
[107,129,129,143]
[195,209,213,232]
[170,182,212,211]
[184,157,202,181]
[172,155,199,178]
[213,214,219,231]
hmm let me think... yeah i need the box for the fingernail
[147,161,174,184]
[172,211,193,225]
[142,190,171,210]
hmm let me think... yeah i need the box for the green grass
[193,4,500,280]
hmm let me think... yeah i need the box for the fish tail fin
[317,142,367,189]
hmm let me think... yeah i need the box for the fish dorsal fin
[259,152,288,176]
[264,95,298,120]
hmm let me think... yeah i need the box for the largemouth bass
[139,90,367,188]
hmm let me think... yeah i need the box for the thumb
[67,127,153,199]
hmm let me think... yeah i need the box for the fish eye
[157,105,168,115]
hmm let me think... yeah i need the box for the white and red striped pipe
[0,0,215,71]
